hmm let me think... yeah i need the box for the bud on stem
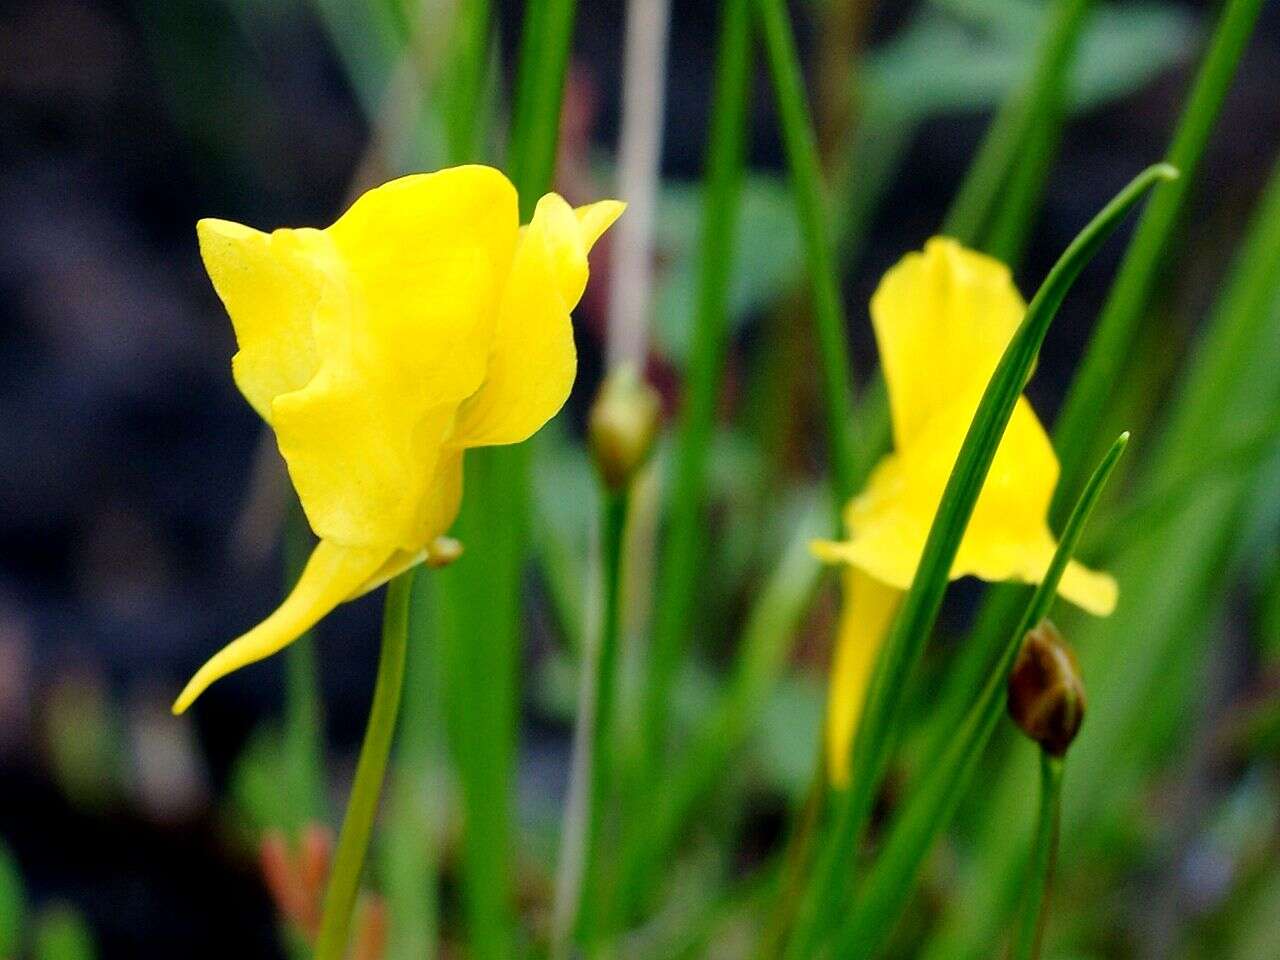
[588,364,661,492]
[1007,620,1086,757]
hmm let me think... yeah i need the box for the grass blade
[620,495,825,920]
[943,0,1097,251]
[755,0,858,507]
[831,434,1128,957]
[920,150,1280,960]
[642,0,752,791]
[786,163,1173,957]
[1050,0,1264,525]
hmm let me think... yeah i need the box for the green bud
[588,364,661,491]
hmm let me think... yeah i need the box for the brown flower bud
[1007,620,1086,757]
[588,364,661,491]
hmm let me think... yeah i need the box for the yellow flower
[174,166,623,714]
[811,237,1117,787]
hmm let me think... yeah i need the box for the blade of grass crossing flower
[282,495,325,830]
[1011,753,1064,960]
[1050,0,1264,526]
[755,0,858,507]
[943,0,1096,250]
[785,164,1173,959]
[830,434,1127,957]
[919,151,1280,960]
[314,572,412,960]
[642,0,751,803]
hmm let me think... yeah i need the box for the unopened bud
[588,364,661,491]
[1007,620,1086,757]
[424,536,463,568]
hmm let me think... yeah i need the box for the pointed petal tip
[575,199,626,250]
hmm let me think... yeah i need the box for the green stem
[1012,754,1064,960]
[786,166,1171,959]
[441,0,491,164]
[282,496,325,829]
[642,0,750,812]
[1050,0,1264,526]
[755,0,858,508]
[314,572,413,960]
[620,498,824,927]
[383,575,443,960]
[510,0,578,218]
[563,489,629,952]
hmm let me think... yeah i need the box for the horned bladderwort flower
[174,165,623,714]
[812,237,1117,787]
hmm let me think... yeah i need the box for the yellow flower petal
[825,569,902,789]
[816,395,1115,615]
[273,379,458,548]
[196,219,329,422]
[172,540,390,714]
[871,237,1026,449]
[325,168,519,406]
[454,195,624,448]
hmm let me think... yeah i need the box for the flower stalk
[1012,753,1064,960]
[313,571,412,960]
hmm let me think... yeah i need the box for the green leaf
[33,907,96,960]
[867,2,1191,120]
[0,842,25,956]
[652,177,801,365]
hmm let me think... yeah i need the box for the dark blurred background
[1,0,1278,955]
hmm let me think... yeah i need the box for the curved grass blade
[1050,0,1264,525]
[642,0,752,796]
[755,0,859,507]
[919,149,1280,960]
[943,0,1097,251]
[785,163,1174,958]
[830,434,1128,957]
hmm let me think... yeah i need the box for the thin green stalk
[433,3,578,955]
[441,0,491,163]
[1011,753,1064,960]
[755,0,858,507]
[546,486,629,952]
[620,497,824,923]
[383,574,444,960]
[943,0,1095,250]
[1050,0,1264,525]
[642,0,751,807]
[830,434,1127,958]
[510,0,578,216]
[314,572,413,960]
[282,496,325,829]
[786,165,1172,959]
